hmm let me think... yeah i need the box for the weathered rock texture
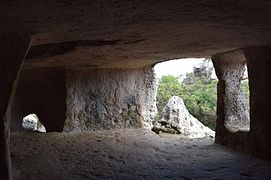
[212,50,250,152]
[2,1,271,69]
[153,96,215,138]
[22,114,46,133]
[213,50,249,133]
[244,45,271,159]
[64,67,157,131]
[2,0,271,175]
[10,129,271,180]
[0,31,30,180]
[10,67,66,132]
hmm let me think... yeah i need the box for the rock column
[212,50,249,145]
[0,31,30,179]
[244,45,271,159]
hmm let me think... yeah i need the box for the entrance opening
[10,67,67,132]
[153,58,217,138]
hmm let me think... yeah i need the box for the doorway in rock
[153,58,250,137]
[153,58,217,137]
[9,67,67,132]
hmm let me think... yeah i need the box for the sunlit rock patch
[153,96,215,138]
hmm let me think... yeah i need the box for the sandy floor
[10,129,271,180]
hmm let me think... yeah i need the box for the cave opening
[153,58,251,137]
[153,58,217,137]
[10,67,67,133]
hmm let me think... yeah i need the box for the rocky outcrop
[64,66,157,131]
[153,96,215,138]
[22,114,46,133]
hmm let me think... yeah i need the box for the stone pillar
[212,50,249,146]
[0,31,31,179]
[244,45,271,159]
[64,67,157,131]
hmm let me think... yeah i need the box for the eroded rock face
[0,31,31,179]
[212,51,249,133]
[22,114,46,133]
[244,45,271,159]
[222,64,249,132]
[3,1,271,70]
[64,66,157,131]
[153,96,215,138]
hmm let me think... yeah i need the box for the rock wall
[212,45,271,160]
[213,51,249,133]
[10,67,66,132]
[64,67,157,131]
[244,45,271,159]
[0,31,31,179]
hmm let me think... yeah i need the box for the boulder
[22,114,46,133]
[153,96,215,138]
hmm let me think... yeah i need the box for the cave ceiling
[2,0,271,68]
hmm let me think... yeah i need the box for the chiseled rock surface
[3,1,271,69]
[212,51,250,133]
[64,67,157,131]
[153,96,215,138]
[22,114,46,133]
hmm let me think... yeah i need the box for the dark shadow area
[10,67,66,132]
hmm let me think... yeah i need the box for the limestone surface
[22,114,46,133]
[11,129,271,179]
[3,1,271,69]
[153,96,215,138]
[64,67,157,131]
[244,45,271,159]
[212,51,250,133]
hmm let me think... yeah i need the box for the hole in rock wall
[152,58,216,138]
[22,114,46,133]
[10,67,66,132]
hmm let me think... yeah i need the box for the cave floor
[11,129,271,180]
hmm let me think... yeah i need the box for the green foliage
[241,80,249,100]
[157,73,217,130]
[156,75,183,112]
[241,80,250,109]
[181,78,217,129]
